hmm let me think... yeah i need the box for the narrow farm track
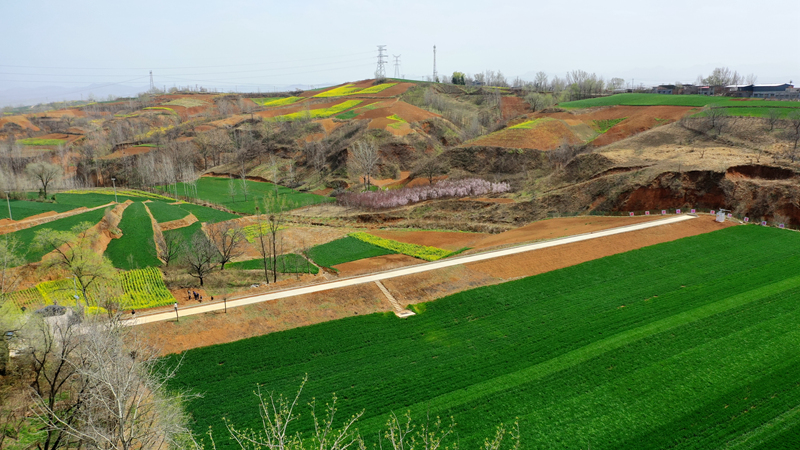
[131,215,697,325]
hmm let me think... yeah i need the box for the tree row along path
[130,215,699,326]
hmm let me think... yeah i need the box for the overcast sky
[1,0,798,105]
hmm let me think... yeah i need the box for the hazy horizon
[2,0,798,106]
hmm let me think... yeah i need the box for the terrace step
[375,280,415,318]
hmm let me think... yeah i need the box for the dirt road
[130,215,697,326]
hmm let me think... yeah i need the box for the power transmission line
[0,57,375,79]
[393,55,401,79]
[0,51,375,71]
[375,45,387,79]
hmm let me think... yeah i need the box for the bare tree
[549,139,579,170]
[34,315,196,450]
[26,161,63,198]
[702,67,734,86]
[208,220,246,270]
[223,376,363,450]
[26,313,88,450]
[348,140,381,191]
[33,223,116,313]
[413,156,449,184]
[253,207,272,284]
[221,377,521,450]
[766,109,781,131]
[155,231,183,266]
[240,168,250,201]
[262,195,293,283]
[788,110,800,153]
[182,229,219,286]
[194,132,215,171]
[533,71,549,91]
[228,177,237,203]
[608,77,625,92]
[306,141,328,182]
[704,106,729,135]
[525,92,555,112]
[0,236,23,301]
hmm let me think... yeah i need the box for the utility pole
[149,71,154,91]
[433,45,437,83]
[393,55,401,79]
[4,191,11,221]
[375,45,387,80]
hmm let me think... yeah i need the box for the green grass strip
[335,110,358,120]
[559,93,800,109]
[307,236,394,267]
[350,232,451,261]
[0,200,76,220]
[175,203,239,223]
[146,200,190,223]
[227,254,319,274]
[105,202,161,269]
[592,117,626,133]
[7,208,107,263]
[17,138,66,146]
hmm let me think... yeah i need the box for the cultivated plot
[169,226,800,449]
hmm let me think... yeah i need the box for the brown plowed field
[470,215,665,250]
[466,217,734,280]
[467,105,696,150]
[333,254,421,277]
[459,197,515,204]
[101,146,155,160]
[404,175,447,188]
[357,100,439,123]
[542,105,696,147]
[207,114,251,128]
[368,230,488,251]
[468,119,582,150]
[371,171,411,188]
[138,281,391,356]
[369,118,413,136]
[35,109,87,118]
[366,82,415,97]
[501,96,529,119]
[137,216,730,355]
[0,116,39,131]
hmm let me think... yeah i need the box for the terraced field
[228,254,318,274]
[145,200,190,223]
[560,93,800,109]
[105,202,161,269]
[306,236,394,267]
[6,208,107,263]
[158,177,332,215]
[0,200,77,220]
[169,226,800,449]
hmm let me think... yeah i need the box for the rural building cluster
[653,82,799,99]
